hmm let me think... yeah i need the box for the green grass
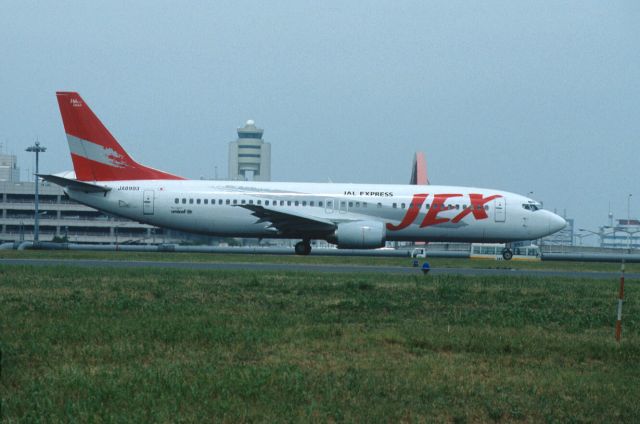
[1,265,639,422]
[0,249,638,273]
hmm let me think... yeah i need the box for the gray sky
[1,1,639,233]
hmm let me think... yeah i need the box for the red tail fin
[410,151,429,185]
[56,92,184,181]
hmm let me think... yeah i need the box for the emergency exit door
[143,190,154,215]
[494,198,506,222]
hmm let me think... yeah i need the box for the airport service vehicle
[411,248,427,258]
[41,92,566,259]
[470,243,541,261]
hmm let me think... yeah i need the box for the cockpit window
[522,203,541,211]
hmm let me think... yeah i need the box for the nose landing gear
[294,240,312,255]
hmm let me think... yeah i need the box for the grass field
[1,263,639,422]
[0,249,638,273]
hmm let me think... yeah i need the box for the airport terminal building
[0,150,173,244]
[0,179,170,244]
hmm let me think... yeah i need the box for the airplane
[409,151,429,185]
[41,92,566,260]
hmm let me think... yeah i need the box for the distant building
[601,219,640,249]
[0,181,182,244]
[0,153,20,182]
[228,120,271,181]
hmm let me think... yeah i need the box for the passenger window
[302,201,307,206]
[310,201,314,206]
[377,203,382,208]
[257,200,261,205]
[233,199,237,205]
[287,201,292,206]
[401,203,406,209]
[197,199,201,204]
[265,200,269,206]
[204,199,208,205]
[225,199,230,205]
[280,201,285,206]
[174,198,179,204]
[249,200,254,205]
[455,204,459,209]
[363,202,367,208]
[355,202,360,207]
[295,201,299,206]
[393,203,397,208]
[182,198,186,204]
[189,199,194,204]
[319,201,323,207]
[241,200,246,205]
[341,201,346,208]
[348,202,353,208]
[425,204,430,209]
[484,205,489,210]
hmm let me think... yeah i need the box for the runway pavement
[0,258,637,280]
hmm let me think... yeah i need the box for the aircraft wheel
[294,240,312,256]
[502,248,513,261]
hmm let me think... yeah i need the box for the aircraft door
[325,199,337,214]
[143,190,154,215]
[494,198,506,222]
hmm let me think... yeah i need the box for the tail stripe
[67,135,128,169]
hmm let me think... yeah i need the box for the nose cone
[548,213,567,235]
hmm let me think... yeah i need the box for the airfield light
[26,141,46,243]
[615,261,625,342]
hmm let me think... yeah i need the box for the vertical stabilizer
[410,151,429,185]
[56,92,184,181]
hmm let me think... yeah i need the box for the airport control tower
[228,120,271,181]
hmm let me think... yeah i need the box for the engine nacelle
[328,220,386,249]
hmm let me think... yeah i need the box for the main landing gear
[501,248,513,261]
[294,240,312,256]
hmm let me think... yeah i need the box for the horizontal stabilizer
[37,174,111,193]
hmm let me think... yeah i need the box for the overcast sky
[1,1,638,232]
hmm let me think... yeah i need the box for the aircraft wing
[238,204,337,236]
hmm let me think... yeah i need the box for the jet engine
[328,220,386,249]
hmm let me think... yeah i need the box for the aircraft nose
[549,213,567,234]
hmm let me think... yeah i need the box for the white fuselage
[65,179,566,244]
